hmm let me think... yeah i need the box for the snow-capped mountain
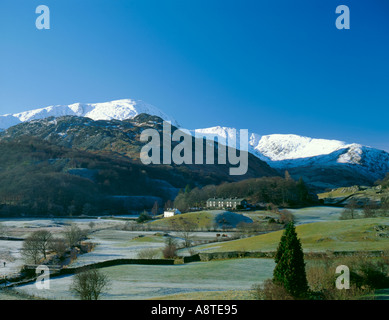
[250,134,348,162]
[1,99,388,190]
[194,127,350,162]
[0,99,179,130]
[194,126,389,189]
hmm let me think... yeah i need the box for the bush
[162,237,177,259]
[136,248,161,259]
[252,279,294,300]
[279,209,295,224]
[137,211,152,223]
[363,201,378,218]
[305,253,389,300]
[49,238,68,260]
[357,260,389,289]
[70,267,111,300]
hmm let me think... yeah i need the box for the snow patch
[0,99,178,129]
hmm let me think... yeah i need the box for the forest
[174,173,317,212]
[0,136,316,217]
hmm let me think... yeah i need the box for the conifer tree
[273,221,308,298]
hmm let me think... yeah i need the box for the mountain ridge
[0,99,179,130]
[193,127,389,190]
[0,114,278,181]
[1,99,388,191]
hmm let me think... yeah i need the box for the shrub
[357,260,389,289]
[252,279,294,300]
[162,237,177,259]
[137,211,152,223]
[70,267,111,300]
[136,248,161,259]
[305,253,389,300]
[49,238,68,260]
[279,209,295,224]
[362,201,379,218]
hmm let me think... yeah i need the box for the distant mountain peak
[0,98,179,129]
[193,126,389,189]
[253,133,348,161]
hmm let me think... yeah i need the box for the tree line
[174,173,316,212]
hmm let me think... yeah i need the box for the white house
[164,208,181,218]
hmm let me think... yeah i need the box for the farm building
[206,198,247,209]
[163,208,181,218]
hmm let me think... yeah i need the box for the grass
[318,190,355,199]
[151,290,256,300]
[318,186,389,202]
[149,211,216,230]
[0,288,45,300]
[195,217,389,253]
[127,234,165,244]
[290,206,347,223]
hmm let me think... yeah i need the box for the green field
[195,217,389,252]
[149,211,216,230]
[149,210,253,230]
[318,185,389,205]
[3,213,389,300]
[151,290,255,300]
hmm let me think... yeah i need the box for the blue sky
[0,0,388,151]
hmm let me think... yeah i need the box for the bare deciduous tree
[169,218,196,248]
[279,209,295,224]
[151,201,159,218]
[162,237,177,259]
[21,230,53,264]
[21,234,41,264]
[64,224,86,248]
[34,230,53,260]
[0,223,8,237]
[341,198,359,220]
[49,237,68,260]
[70,268,110,300]
[88,221,95,231]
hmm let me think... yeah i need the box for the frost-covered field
[68,229,236,267]
[0,209,354,300]
[0,240,24,279]
[0,217,122,235]
[0,208,348,277]
[68,229,166,267]
[16,258,275,300]
[0,218,126,276]
[290,206,362,224]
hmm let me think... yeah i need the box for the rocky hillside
[0,115,279,217]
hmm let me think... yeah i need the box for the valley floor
[0,207,388,300]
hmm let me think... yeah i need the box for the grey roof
[206,198,246,202]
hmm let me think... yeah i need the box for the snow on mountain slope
[194,127,348,161]
[253,134,347,161]
[1,98,388,186]
[0,99,178,129]
[193,126,389,182]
